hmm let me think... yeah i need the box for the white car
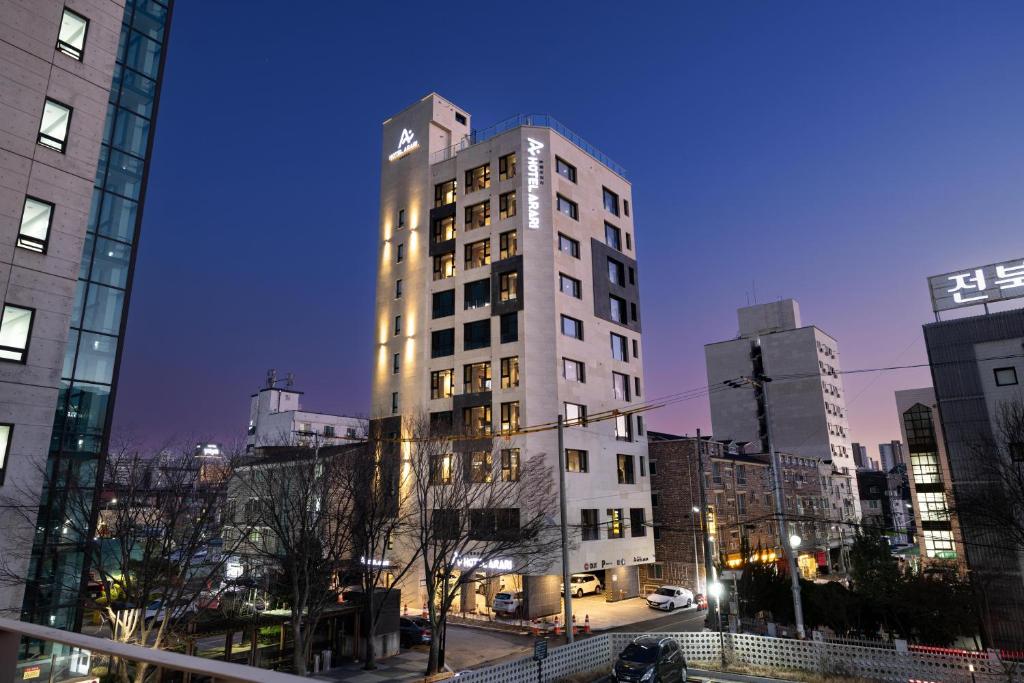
[491,591,524,617]
[645,586,693,611]
[561,574,603,598]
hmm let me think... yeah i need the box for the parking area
[563,594,702,632]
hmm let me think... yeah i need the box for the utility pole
[695,429,717,625]
[556,415,574,643]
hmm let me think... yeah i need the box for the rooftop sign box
[928,258,1024,315]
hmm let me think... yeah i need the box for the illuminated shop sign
[453,553,513,572]
[928,258,1024,313]
[526,137,545,230]
[389,128,420,162]
[361,556,391,568]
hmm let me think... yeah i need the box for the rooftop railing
[430,114,627,178]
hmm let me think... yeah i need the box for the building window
[433,252,456,280]
[500,401,519,433]
[649,460,657,476]
[614,414,632,441]
[432,509,460,539]
[430,411,454,434]
[910,452,940,485]
[433,215,456,243]
[630,302,637,321]
[463,405,492,436]
[634,377,641,398]
[608,258,625,286]
[455,111,467,124]
[392,353,400,374]
[712,462,723,484]
[737,493,747,515]
[617,454,635,484]
[630,508,646,537]
[605,223,622,251]
[499,271,518,302]
[499,230,517,259]
[38,99,72,152]
[613,372,630,401]
[431,369,455,399]
[499,191,516,219]
[559,273,581,298]
[396,242,404,263]
[432,290,455,318]
[603,187,620,215]
[563,358,585,383]
[470,451,493,483]
[558,233,580,258]
[430,453,454,485]
[465,201,490,229]
[17,197,54,253]
[431,328,455,358]
[923,529,956,559]
[464,319,491,350]
[556,195,578,220]
[995,367,1019,386]
[632,339,639,358]
[639,456,646,477]
[611,333,628,362]
[465,164,490,192]
[500,312,518,343]
[500,356,519,388]
[556,157,577,182]
[566,449,588,473]
[464,361,491,393]
[398,208,406,228]
[0,424,12,486]
[435,179,456,207]
[499,152,516,180]
[395,279,403,298]
[561,315,583,340]
[581,509,599,541]
[501,448,520,481]
[918,491,951,522]
[607,508,624,539]
[391,392,399,414]
[736,464,747,485]
[393,315,401,335]
[57,9,89,60]
[652,492,660,507]
[565,402,587,427]
[464,278,490,310]
[610,295,627,324]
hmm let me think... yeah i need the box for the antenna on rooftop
[266,368,277,388]
[285,372,295,388]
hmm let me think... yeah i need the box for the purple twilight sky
[111,1,1024,456]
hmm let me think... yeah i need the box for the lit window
[500,401,519,433]
[38,99,72,152]
[614,414,632,441]
[499,271,518,302]
[564,402,587,427]
[556,195,578,220]
[500,356,519,388]
[918,491,950,522]
[617,454,635,484]
[433,215,456,243]
[566,449,588,473]
[559,273,581,298]
[910,452,940,484]
[606,508,623,538]
[499,230,517,259]
[433,252,455,280]
[603,187,620,216]
[923,529,956,559]
[558,233,580,258]
[57,9,88,60]
[462,405,492,436]
[430,453,454,485]
[0,305,34,363]
[561,315,583,340]
[434,179,456,207]
[17,197,54,253]
[463,362,491,393]
[605,223,622,251]
[431,369,455,399]
[465,240,490,269]
[470,451,493,483]
[499,153,516,180]
[994,367,1019,386]
[465,164,490,192]
[563,358,585,383]
[501,448,520,481]
[499,191,516,219]
[465,201,490,229]
[556,157,577,182]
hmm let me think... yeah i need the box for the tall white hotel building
[371,94,654,614]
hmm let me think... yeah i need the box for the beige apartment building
[371,94,654,615]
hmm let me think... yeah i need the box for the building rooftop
[430,113,628,179]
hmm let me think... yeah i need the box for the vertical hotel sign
[928,257,1024,314]
[526,137,545,229]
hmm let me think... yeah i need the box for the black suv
[611,635,687,682]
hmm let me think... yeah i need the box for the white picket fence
[456,631,1024,683]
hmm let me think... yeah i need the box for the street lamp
[789,534,801,549]
[708,582,726,667]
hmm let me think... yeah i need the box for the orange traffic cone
[584,614,591,633]
[422,601,428,618]
[553,616,561,635]
[530,619,540,636]
[572,614,578,635]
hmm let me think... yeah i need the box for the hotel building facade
[371,94,654,613]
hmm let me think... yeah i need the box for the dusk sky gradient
[112,1,1024,456]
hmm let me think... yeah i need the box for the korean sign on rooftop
[928,258,1024,313]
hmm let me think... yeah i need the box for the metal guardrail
[0,616,307,683]
[429,113,628,178]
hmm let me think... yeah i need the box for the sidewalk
[315,649,431,683]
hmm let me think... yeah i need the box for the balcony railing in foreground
[0,616,306,683]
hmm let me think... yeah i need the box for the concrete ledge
[690,668,800,683]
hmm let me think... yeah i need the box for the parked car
[144,598,197,624]
[645,586,693,611]
[491,591,524,617]
[612,635,687,682]
[561,574,603,598]
[399,616,432,647]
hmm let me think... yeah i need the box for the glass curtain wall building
[22,0,174,630]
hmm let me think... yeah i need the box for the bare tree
[1,437,245,683]
[227,439,357,675]
[406,415,561,675]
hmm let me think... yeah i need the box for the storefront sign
[928,258,1024,313]
[361,556,391,568]
[23,667,40,680]
[388,128,420,162]
[526,137,545,229]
